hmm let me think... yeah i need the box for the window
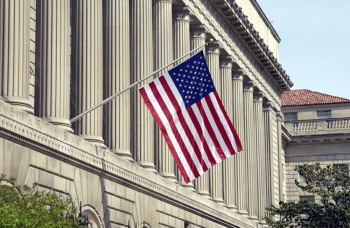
[300,195,315,204]
[317,110,331,119]
[334,164,349,174]
[299,172,306,182]
[284,112,297,121]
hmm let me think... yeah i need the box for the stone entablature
[0,100,256,228]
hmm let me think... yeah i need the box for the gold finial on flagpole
[208,38,215,44]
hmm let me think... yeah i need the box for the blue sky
[257,1,350,99]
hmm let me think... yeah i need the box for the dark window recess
[300,195,315,204]
[284,112,297,121]
[317,110,331,119]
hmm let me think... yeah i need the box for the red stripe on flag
[158,76,210,172]
[204,93,236,156]
[195,99,227,160]
[213,92,242,152]
[147,79,203,180]
[139,82,191,183]
[186,106,217,167]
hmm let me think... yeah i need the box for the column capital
[153,0,172,3]
[220,55,234,68]
[254,93,264,102]
[243,80,254,91]
[207,41,222,55]
[190,24,208,38]
[173,6,192,22]
[276,111,284,121]
[232,68,246,80]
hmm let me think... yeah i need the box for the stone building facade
[0,0,292,227]
[282,90,350,205]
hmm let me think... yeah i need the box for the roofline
[250,0,281,43]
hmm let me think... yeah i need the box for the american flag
[139,51,242,183]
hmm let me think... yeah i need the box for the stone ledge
[0,100,255,228]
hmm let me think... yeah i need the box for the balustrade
[285,118,350,133]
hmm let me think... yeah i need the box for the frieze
[0,102,254,228]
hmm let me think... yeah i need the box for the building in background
[0,0,292,227]
[282,89,350,204]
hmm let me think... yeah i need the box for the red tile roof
[282,89,350,107]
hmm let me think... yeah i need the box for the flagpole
[70,39,214,123]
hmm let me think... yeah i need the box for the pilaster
[71,0,105,148]
[263,101,277,207]
[0,0,33,114]
[153,0,175,181]
[35,0,72,133]
[131,0,155,172]
[232,70,246,213]
[103,0,132,161]
[276,111,284,202]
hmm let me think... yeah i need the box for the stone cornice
[0,101,254,228]
[249,0,281,42]
[211,0,293,90]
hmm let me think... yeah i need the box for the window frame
[317,110,331,119]
[299,195,315,204]
[284,112,298,121]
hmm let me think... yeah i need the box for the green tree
[0,174,82,228]
[265,163,350,228]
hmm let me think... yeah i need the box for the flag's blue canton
[169,51,215,108]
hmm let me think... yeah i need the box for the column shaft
[190,25,209,197]
[173,7,193,188]
[232,71,246,214]
[254,93,264,220]
[207,43,224,205]
[35,0,72,132]
[243,81,254,217]
[131,0,155,171]
[154,0,175,180]
[103,0,132,161]
[232,72,248,214]
[221,58,236,209]
[0,0,32,113]
[71,0,105,148]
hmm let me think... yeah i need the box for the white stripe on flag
[164,73,213,169]
[209,93,238,153]
[201,96,231,158]
[191,104,221,164]
[143,81,195,181]
[153,76,204,175]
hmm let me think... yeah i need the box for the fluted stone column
[0,0,32,114]
[71,0,105,148]
[207,42,224,205]
[221,56,236,209]
[243,80,255,218]
[173,7,193,188]
[190,25,209,198]
[263,101,276,207]
[103,0,132,161]
[35,0,72,132]
[277,111,284,202]
[131,0,155,172]
[190,25,207,54]
[254,91,265,221]
[232,70,246,213]
[153,0,175,181]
